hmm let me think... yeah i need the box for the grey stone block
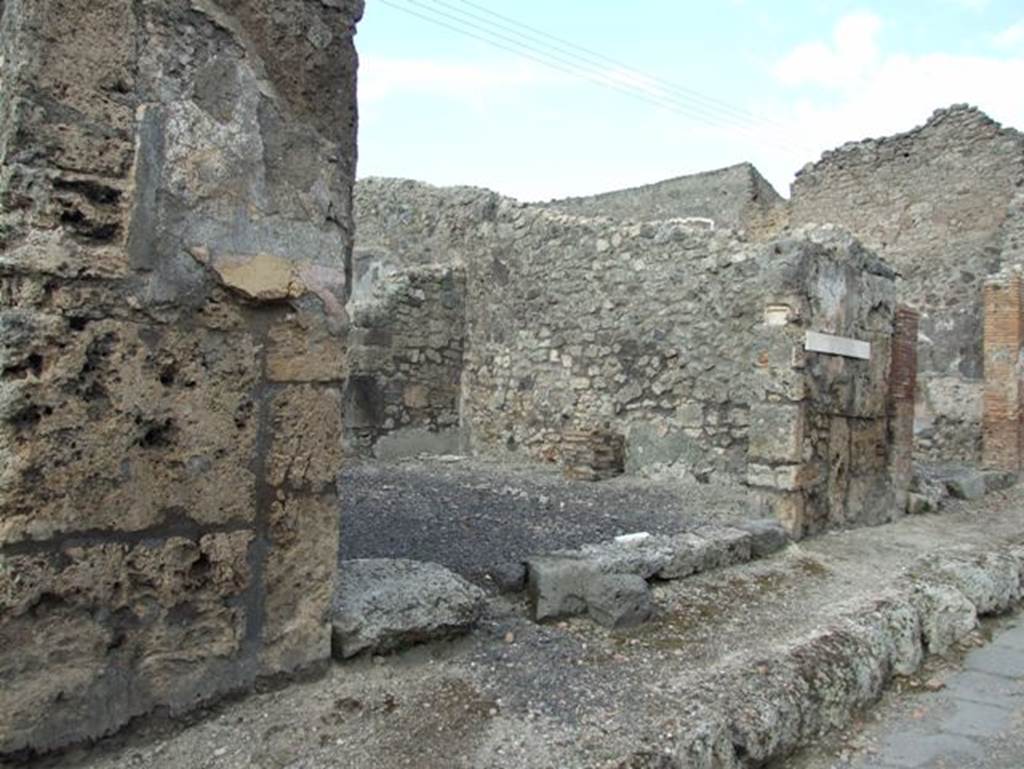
[526,555,600,621]
[940,699,1014,738]
[490,561,527,593]
[906,583,978,656]
[585,573,654,629]
[331,559,486,659]
[907,493,934,515]
[981,469,1018,494]
[945,472,986,500]
[657,532,709,579]
[876,731,982,767]
[576,535,676,579]
[737,519,790,558]
[694,526,754,570]
[965,644,1024,678]
[944,670,1020,709]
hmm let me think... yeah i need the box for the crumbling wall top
[537,162,786,233]
[794,104,1024,189]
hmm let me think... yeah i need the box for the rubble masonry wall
[346,264,465,458]
[353,180,907,539]
[790,105,1024,463]
[540,161,787,238]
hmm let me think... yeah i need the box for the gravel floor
[338,455,756,581]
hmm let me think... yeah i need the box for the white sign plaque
[804,331,871,361]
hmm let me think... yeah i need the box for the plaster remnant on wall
[204,252,307,300]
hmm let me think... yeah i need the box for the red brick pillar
[888,306,919,506]
[983,274,1024,472]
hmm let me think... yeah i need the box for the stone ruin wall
[352,179,765,479]
[0,0,361,755]
[461,208,759,481]
[346,264,465,458]
[541,161,788,239]
[1,6,996,750]
[349,168,791,468]
[750,239,911,535]
[346,180,497,457]
[353,180,909,538]
[790,106,1024,463]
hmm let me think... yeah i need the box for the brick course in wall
[982,273,1024,472]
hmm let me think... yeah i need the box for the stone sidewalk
[795,619,1024,769]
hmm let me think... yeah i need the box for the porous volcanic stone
[738,519,790,558]
[526,555,599,621]
[981,470,1017,494]
[331,559,486,658]
[945,471,986,500]
[585,574,654,629]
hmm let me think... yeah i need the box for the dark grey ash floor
[338,455,756,583]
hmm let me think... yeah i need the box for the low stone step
[331,558,486,659]
[525,519,790,625]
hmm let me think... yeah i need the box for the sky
[355,0,1024,201]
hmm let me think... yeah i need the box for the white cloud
[994,19,1024,50]
[774,12,883,88]
[764,12,1024,194]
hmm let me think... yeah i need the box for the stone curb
[623,541,1024,768]
[524,520,790,625]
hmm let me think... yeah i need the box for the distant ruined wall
[790,105,1024,462]
[541,162,787,238]
[1002,192,1024,263]
[346,265,465,458]
[353,178,499,277]
[462,212,757,480]
[0,0,361,755]
[353,180,909,538]
[346,180,492,457]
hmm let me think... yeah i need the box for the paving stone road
[794,618,1024,769]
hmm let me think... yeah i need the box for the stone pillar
[748,302,810,538]
[0,0,362,755]
[888,306,919,507]
[749,237,901,537]
[982,273,1024,472]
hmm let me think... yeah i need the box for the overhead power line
[377,0,727,130]
[377,0,813,159]
[434,0,797,138]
